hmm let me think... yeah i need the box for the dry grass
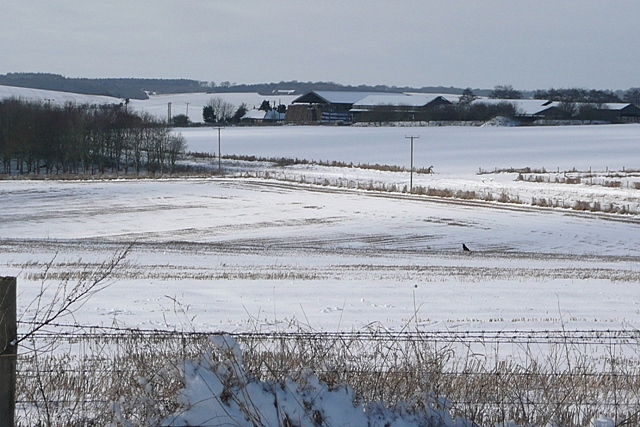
[15,328,640,426]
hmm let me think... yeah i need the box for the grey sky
[2,1,639,91]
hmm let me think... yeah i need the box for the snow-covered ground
[1,84,639,334]
[3,175,639,333]
[179,124,640,175]
[2,123,640,335]
[129,92,298,124]
[0,84,297,124]
[3,85,640,425]
[0,84,123,105]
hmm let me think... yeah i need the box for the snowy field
[2,124,640,336]
[6,85,640,426]
[1,84,640,334]
[0,84,298,124]
[128,91,298,123]
[180,124,640,175]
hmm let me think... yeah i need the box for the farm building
[286,91,391,124]
[350,94,451,123]
[286,91,640,125]
[594,103,640,123]
[472,98,640,123]
[471,99,561,121]
[285,91,452,124]
[241,108,285,124]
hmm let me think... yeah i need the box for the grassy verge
[16,328,640,426]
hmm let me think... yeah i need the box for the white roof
[308,91,398,104]
[405,92,461,102]
[295,90,459,106]
[474,99,637,115]
[241,109,285,121]
[242,109,267,120]
[353,93,446,107]
[599,103,634,111]
[472,98,560,115]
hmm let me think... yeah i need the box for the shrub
[573,200,591,211]
[455,190,477,200]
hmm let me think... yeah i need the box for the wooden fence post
[0,277,16,427]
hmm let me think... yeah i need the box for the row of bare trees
[0,99,186,176]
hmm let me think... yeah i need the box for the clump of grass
[573,200,592,211]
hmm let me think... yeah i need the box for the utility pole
[167,102,172,123]
[214,125,225,174]
[405,135,420,192]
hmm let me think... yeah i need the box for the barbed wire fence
[14,321,640,426]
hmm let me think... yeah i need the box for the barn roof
[353,94,450,108]
[292,91,399,105]
[242,109,267,120]
[472,98,560,116]
[599,103,638,111]
[241,109,285,121]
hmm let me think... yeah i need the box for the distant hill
[0,73,494,99]
[0,73,206,100]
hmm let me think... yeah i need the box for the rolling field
[2,169,639,334]
[4,123,640,426]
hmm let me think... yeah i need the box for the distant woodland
[0,99,186,176]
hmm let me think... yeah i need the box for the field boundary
[227,177,640,225]
[16,327,640,426]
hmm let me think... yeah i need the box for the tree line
[488,84,640,104]
[0,98,186,176]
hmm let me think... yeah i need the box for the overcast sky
[2,1,639,91]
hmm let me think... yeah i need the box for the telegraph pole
[405,135,420,192]
[214,125,225,174]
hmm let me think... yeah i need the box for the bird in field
[462,243,470,252]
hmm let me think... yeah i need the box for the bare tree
[205,96,235,124]
[167,133,187,173]
[623,87,640,105]
[458,88,477,105]
[490,85,523,99]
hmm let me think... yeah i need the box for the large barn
[350,93,452,123]
[285,91,452,124]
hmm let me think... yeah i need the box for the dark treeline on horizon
[0,98,186,176]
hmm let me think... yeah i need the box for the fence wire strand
[14,326,640,427]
